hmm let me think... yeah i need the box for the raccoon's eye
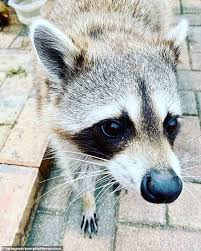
[166,118,177,133]
[164,114,179,135]
[101,120,125,138]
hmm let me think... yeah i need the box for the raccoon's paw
[81,210,98,238]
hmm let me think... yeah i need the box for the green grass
[6,66,27,78]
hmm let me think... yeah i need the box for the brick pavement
[0,5,48,246]
[0,0,201,250]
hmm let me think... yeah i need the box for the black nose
[141,169,183,204]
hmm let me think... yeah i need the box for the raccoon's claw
[112,182,121,195]
[81,213,98,238]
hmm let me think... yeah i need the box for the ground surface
[0,0,201,250]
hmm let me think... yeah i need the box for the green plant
[6,66,28,78]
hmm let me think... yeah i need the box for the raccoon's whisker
[35,172,110,204]
[95,179,115,203]
[182,183,198,200]
[182,168,201,174]
[39,175,65,183]
[180,154,201,165]
[62,144,128,174]
[62,150,110,162]
[111,188,126,211]
[182,179,201,200]
[181,165,201,171]
[97,184,123,215]
[188,134,201,144]
[62,157,111,168]
[39,169,109,183]
[167,92,187,111]
[61,173,111,195]
[43,156,57,161]
[34,181,72,205]
[96,180,116,205]
[64,175,112,217]
[74,145,129,172]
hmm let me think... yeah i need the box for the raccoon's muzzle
[141,169,182,204]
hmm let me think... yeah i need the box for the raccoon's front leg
[75,163,99,238]
[81,192,98,238]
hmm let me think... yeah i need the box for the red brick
[115,225,201,251]
[175,117,201,182]
[168,183,201,229]
[177,42,190,70]
[172,0,181,14]
[2,24,22,33]
[189,27,201,52]
[181,0,201,14]
[0,72,6,87]
[181,91,198,115]
[0,33,18,49]
[177,70,201,91]
[0,126,11,151]
[0,98,49,167]
[0,75,33,125]
[10,36,32,50]
[0,49,32,72]
[190,52,201,70]
[118,191,166,225]
[182,14,201,26]
[0,164,40,246]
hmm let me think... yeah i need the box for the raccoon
[30,0,188,237]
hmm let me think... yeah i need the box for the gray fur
[31,0,188,235]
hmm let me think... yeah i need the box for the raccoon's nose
[141,169,182,204]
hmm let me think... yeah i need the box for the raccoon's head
[31,19,188,204]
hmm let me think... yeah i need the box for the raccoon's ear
[164,19,188,60]
[30,20,85,80]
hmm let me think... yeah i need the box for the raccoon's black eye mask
[72,112,180,158]
[73,113,135,158]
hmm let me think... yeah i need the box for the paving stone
[168,183,201,230]
[115,225,201,251]
[0,75,33,125]
[2,24,23,33]
[0,33,18,48]
[0,164,39,246]
[0,49,32,72]
[181,0,201,14]
[181,91,198,115]
[62,187,116,251]
[118,191,166,225]
[0,125,11,151]
[177,42,190,70]
[182,14,201,26]
[177,70,201,91]
[10,36,32,50]
[9,15,22,26]
[189,27,201,52]
[0,97,49,167]
[174,116,201,182]
[38,167,71,212]
[26,212,64,245]
[41,0,55,18]
[190,52,201,70]
[0,72,5,87]
[172,0,181,14]
[197,91,201,113]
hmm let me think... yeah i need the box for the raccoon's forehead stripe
[137,78,160,137]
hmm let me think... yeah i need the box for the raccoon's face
[31,20,188,204]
